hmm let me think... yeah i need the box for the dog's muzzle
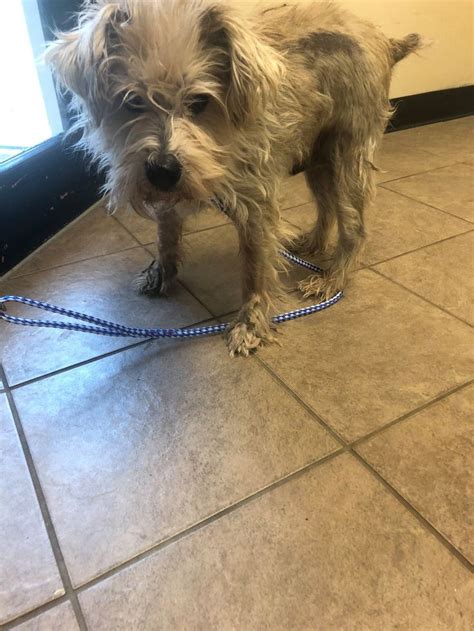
[145,154,182,192]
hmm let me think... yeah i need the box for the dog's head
[46,0,281,216]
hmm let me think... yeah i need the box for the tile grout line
[7,314,217,391]
[135,204,312,249]
[350,449,474,572]
[253,356,474,570]
[177,257,311,322]
[382,127,473,157]
[115,207,238,247]
[370,267,473,328]
[1,595,72,631]
[0,200,104,282]
[3,242,148,282]
[379,183,474,225]
[126,211,222,320]
[281,200,313,213]
[121,218,232,247]
[254,355,348,448]
[375,157,467,187]
[182,219,230,236]
[8,339,148,390]
[72,447,345,595]
[287,244,448,278]
[110,214,146,247]
[175,278,220,320]
[351,378,474,448]
[259,354,473,453]
[366,227,474,270]
[0,364,89,631]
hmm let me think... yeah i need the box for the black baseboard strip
[0,137,104,275]
[388,85,474,132]
[1,85,472,276]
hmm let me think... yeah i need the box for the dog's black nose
[145,154,182,191]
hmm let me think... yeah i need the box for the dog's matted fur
[47,0,421,356]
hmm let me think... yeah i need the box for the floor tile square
[184,206,231,233]
[260,270,473,441]
[112,209,156,245]
[0,248,210,385]
[375,231,474,324]
[386,117,474,164]
[114,204,229,245]
[179,225,240,315]
[357,384,473,563]
[375,133,454,183]
[271,186,469,270]
[284,201,317,232]
[363,187,470,265]
[383,163,474,222]
[79,454,473,630]
[179,223,301,316]
[0,395,63,625]
[15,602,79,631]
[13,339,338,585]
[10,206,138,278]
[281,172,312,209]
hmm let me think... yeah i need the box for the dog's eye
[188,93,209,116]
[123,93,146,112]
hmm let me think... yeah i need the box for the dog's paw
[133,260,165,296]
[227,307,277,357]
[226,322,263,358]
[298,273,341,301]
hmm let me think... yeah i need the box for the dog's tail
[389,33,424,65]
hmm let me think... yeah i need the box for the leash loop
[0,250,342,339]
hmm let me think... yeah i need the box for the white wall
[341,0,473,97]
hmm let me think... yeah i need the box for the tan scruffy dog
[47,0,421,356]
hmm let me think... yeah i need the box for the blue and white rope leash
[0,250,342,339]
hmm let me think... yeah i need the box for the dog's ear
[200,5,282,127]
[46,3,128,122]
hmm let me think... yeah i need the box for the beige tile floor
[0,117,473,630]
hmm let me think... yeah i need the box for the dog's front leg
[134,209,183,296]
[226,208,281,357]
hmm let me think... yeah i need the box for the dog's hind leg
[133,209,183,296]
[226,204,286,357]
[298,135,375,299]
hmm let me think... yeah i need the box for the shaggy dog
[47,0,421,356]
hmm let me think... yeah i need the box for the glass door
[0,0,101,275]
[0,0,64,162]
